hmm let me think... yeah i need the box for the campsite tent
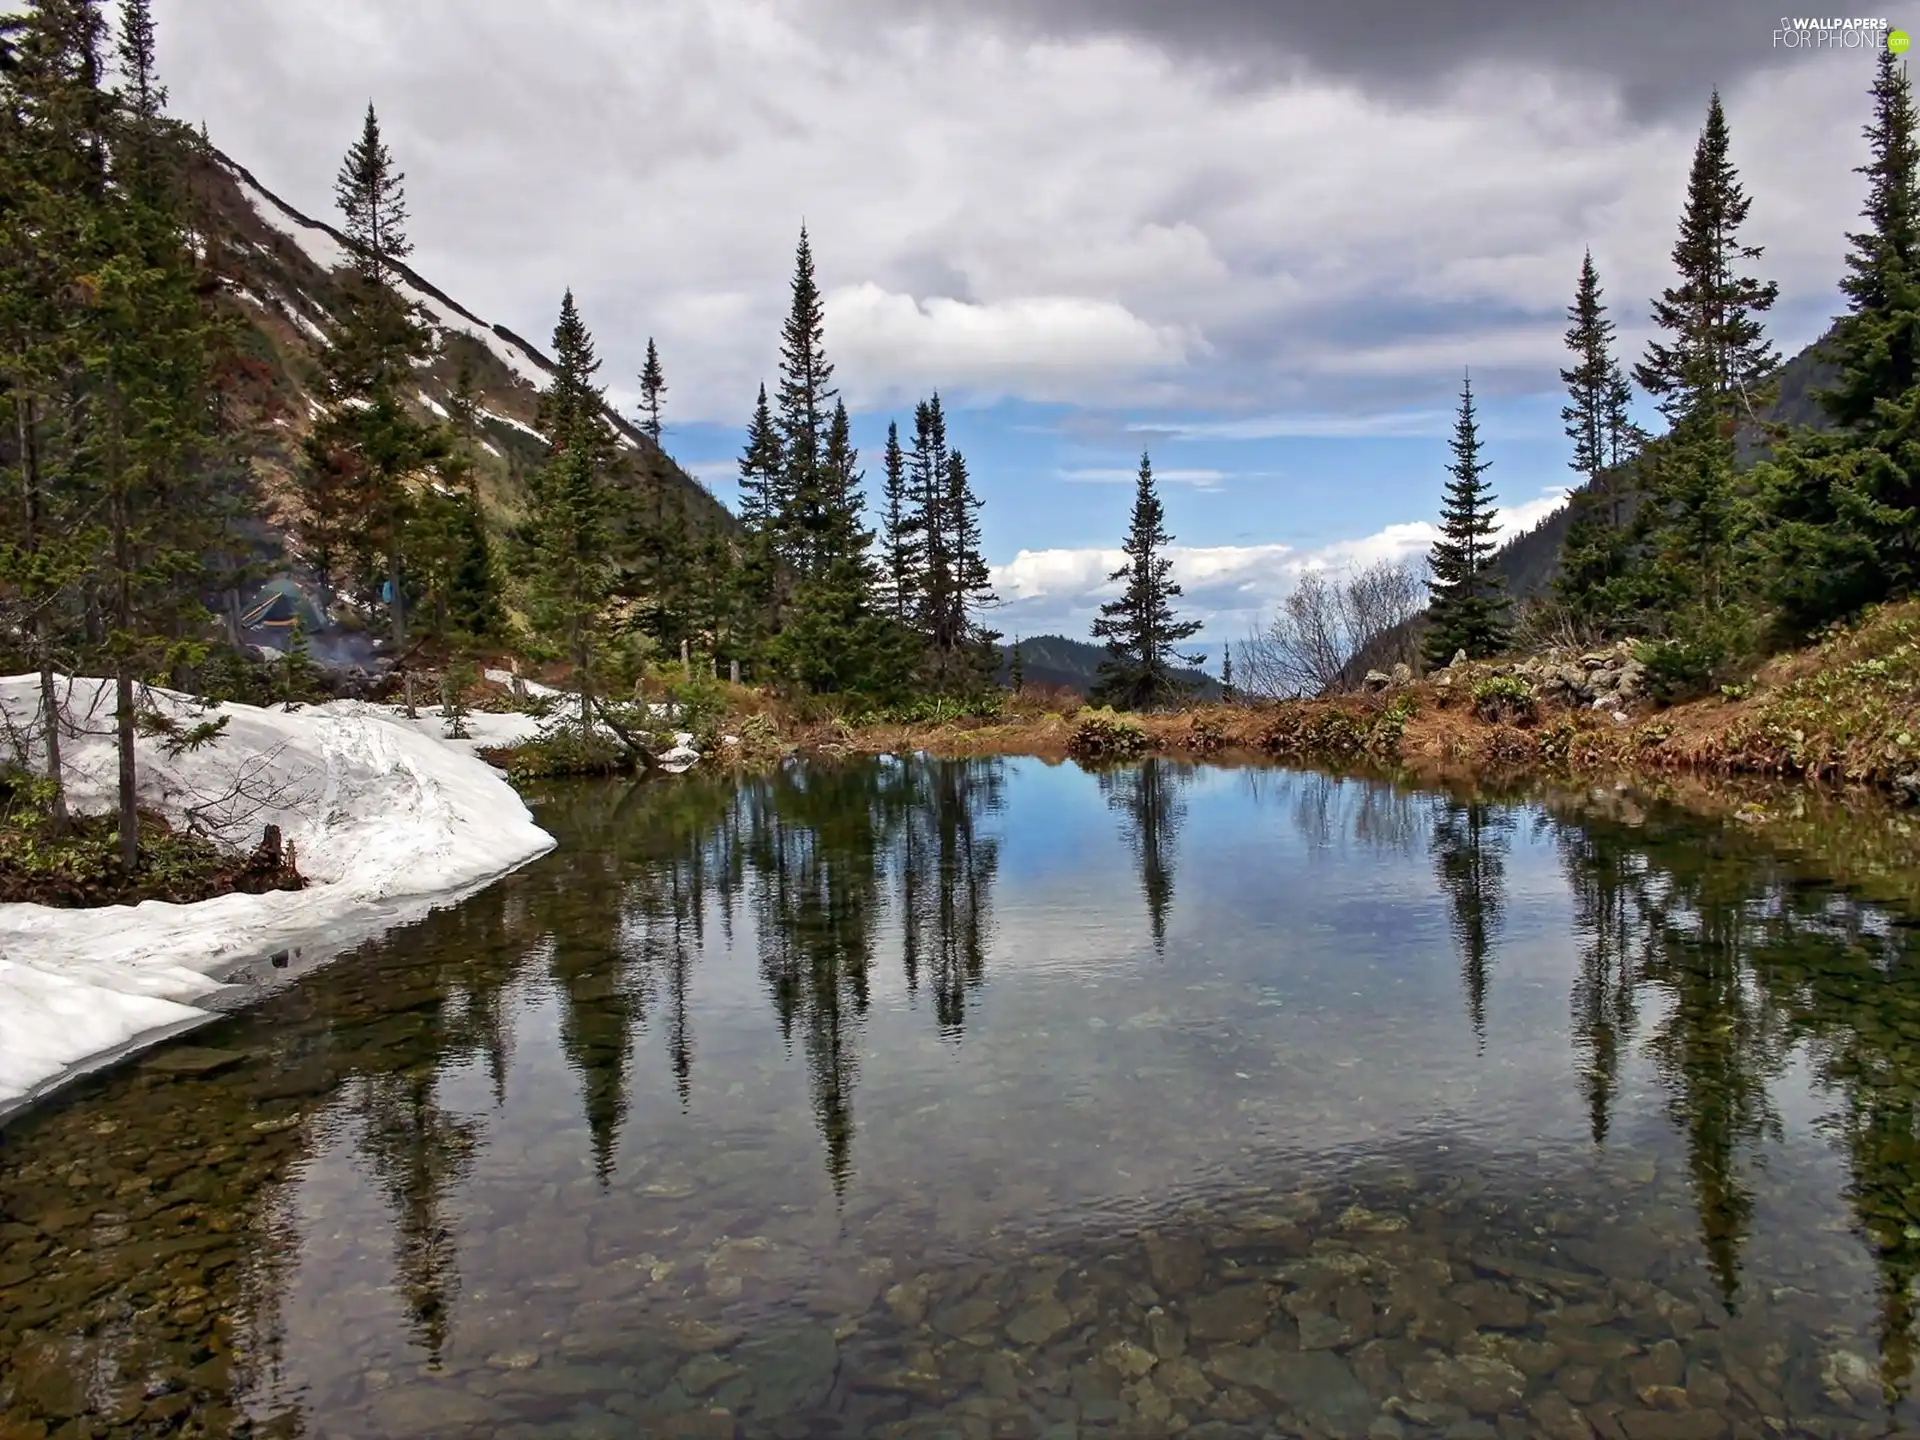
[239,577,329,642]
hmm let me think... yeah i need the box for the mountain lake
[3,755,1918,1439]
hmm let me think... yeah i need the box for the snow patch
[0,677,554,1117]
[479,408,548,444]
[234,172,353,273]
[405,287,551,393]
[417,390,448,418]
[228,164,549,393]
[483,668,562,699]
[287,304,330,345]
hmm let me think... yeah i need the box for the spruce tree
[442,354,500,639]
[0,0,110,827]
[1764,52,1920,632]
[307,103,434,649]
[93,0,220,868]
[908,394,952,647]
[939,448,999,689]
[1221,647,1234,702]
[1828,50,1920,429]
[1555,252,1640,628]
[1628,91,1777,628]
[527,290,615,733]
[638,336,666,444]
[773,226,835,581]
[1422,373,1509,666]
[732,381,785,662]
[1090,452,1204,710]
[1008,635,1024,693]
[767,399,896,693]
[1633,90,1780,426]
[878,419,918,622]
[1562,251,1618,483]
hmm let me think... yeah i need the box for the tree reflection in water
[11,763,1920,1430]
[1097,757,1194,956]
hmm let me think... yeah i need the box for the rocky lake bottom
[5,756,1920,1440]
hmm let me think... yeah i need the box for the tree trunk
[571,617,591,736]
[226,587,242,649]
[17,397,68,830]
[111,470,139,874]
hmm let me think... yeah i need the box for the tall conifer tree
[304,103,435,645]
[1634,90,1779,425]
[733,381,784,660]
[1090,452,1203,710]
[768,398,897,692]
[638,336,666,444]
[1556,252,1641,627]
[1765,51,1920,632]
[0,0,113,826]
[773,226,836,580]
[1627,91,1776,625]
[938,448,999,688]
[1423,373,1509,666]
[91,0,220,867]
[908,395,951,643]
[878,419,917,622]
[527,290,615,732]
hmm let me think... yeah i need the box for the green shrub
[1471,674,1536,724]
[849,691,1009,728]
[665,668,728,737]
[1635,639,1719,704]
[1369,694,1421,753]
[505,728,633,783]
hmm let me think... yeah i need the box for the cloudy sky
[153,0,1878,656]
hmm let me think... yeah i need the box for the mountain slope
[1325,332,1844,692]
[188,145,733,585]
[1000,634,1222,700]
[1486,330,1840,601]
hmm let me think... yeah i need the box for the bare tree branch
[1235,560,1428,699]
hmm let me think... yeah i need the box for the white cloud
[826,285,1204,406]
[154,0,1866,426]
[1137,410,1455,441]
[990,486,1570,641]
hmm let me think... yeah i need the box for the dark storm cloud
[839,0,1813,112]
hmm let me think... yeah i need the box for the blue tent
[240,577,329,635]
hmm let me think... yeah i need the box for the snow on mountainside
[187,146,724,571]
[221,153,558,399]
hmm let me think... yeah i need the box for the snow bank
[0,678,556,1117]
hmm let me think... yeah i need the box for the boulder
[1362,670,1392,693]
[1391,662,1413,686]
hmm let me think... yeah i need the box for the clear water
[3,756,1920,1440]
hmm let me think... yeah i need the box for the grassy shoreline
[775,603,1920,799]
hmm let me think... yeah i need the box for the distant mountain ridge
[1000,634,1222,700]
